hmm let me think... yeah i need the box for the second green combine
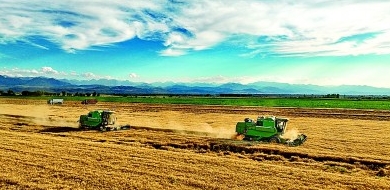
[236,116,307,146]
[79,110,130,131]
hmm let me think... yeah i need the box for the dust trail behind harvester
[165,120,237,139]
[116,111,239,138]
[29,105,78,128]
[196,122,237,138]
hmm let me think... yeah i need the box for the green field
[2,96,390,110]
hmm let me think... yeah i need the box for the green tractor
[236,116,307,146]
[79,110,129,131]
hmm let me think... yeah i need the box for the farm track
[1,98,390,189]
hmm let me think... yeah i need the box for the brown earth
[1,98,390,189]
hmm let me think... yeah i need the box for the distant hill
[1,75,390,95]
[0,75,70,87]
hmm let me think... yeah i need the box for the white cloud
[192,75,231,84]
[79,72,114,80]
[83,72,96,78]
[41,66,59,74]
[0,66,63,77]
[185,71,390,88]
[1,66,66,78]
[70,71,78,76]
[0,0,389,56]
[129,73,138,78]
[0,66,119,80]
[159,48,186,56]
[0,0,162,52]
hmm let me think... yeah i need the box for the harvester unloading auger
[235,116,307,146]
[79,110,130,131]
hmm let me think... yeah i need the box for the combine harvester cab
[236,116,307,146]
[79,110,124,131]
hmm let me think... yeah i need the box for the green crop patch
[2,96,390,110]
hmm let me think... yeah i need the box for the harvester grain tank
[79,110,129,131]
[236,116,307,146]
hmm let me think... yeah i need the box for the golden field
[0,98,390,189]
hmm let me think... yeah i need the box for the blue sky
[1,0,390,87]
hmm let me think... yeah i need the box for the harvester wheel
[99,126,107,132]
[269,136,281,144]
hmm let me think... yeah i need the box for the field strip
[0,128,390,188]
[34,126,390,172]
[2,129,390,189]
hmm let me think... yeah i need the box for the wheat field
[0,98,389,189]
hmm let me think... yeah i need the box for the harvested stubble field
[0,98,390,190]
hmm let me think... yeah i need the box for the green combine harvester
[79,110,130,131]
[236,116,307,146]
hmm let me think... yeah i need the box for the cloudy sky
[0,0,390,87]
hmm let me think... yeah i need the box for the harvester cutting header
[236,116,307,146]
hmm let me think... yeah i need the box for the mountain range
[1,75,390,95]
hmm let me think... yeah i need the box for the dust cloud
[281,128,300,140]
[28,105,78,127]
[117,111,239,139]
[196,122,237,139]
[161,117,237,139]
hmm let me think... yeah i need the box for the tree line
[0,90,99,97]
[1,89,389,100]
